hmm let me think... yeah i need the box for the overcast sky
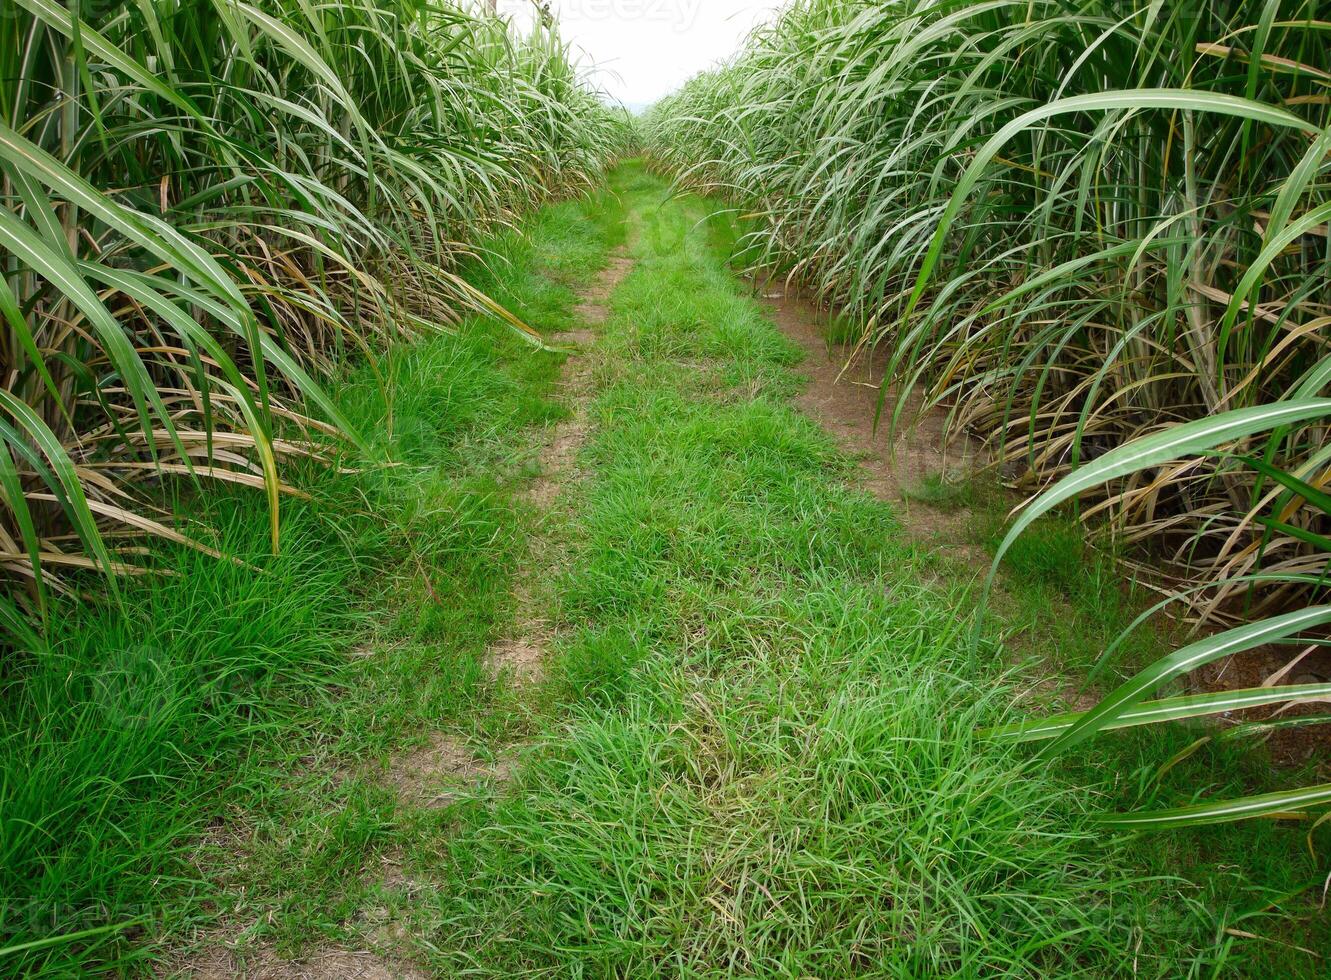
[498,1,786,110]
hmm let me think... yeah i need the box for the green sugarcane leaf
[1099,783,1331,829]
[0,390,117,588]
[989,401,1331,590]
[1042,607,1331,757]
[1253,515,1331,554]
[905,88,1321,323]
[986,682,1331,742]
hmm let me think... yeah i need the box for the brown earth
[762,282,1330,774]
[757,285,989,576]
[486,253,633,682]
[172,946,429,980]
[572,256,633,326]
[384,732,511,809]
[1193,642,1331,773]
[760,286,980,504]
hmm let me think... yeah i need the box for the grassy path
[148,163,1327,977]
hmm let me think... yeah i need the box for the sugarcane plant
[645,0,1331,827]
[982,400,1331,827]
[0,0,627,640]
[645,0,1331,624]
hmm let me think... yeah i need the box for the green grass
[369,164,1326,976]
[0,194,616,977]
[902,472,978,513]
[8,162,1328,977]
[358,164,1117,975]
[965,482,1156,677]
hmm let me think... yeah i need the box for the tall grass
[0,175,619,977]
[421,164,1329,978]
[1,0,626,634]
[645,0,1331,622]
[646,0,1331,831]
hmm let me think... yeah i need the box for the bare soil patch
[760,285,1080,677]
[523,255,633,513]
[486,253,635,686]
[760,287,979,529]
[385,732,509,808]
[526,419,589,511]
[169,945,429,979]
[486,637,547,685]
[1191,641,1331,773]
[571,256,633,326]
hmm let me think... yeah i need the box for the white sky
[498,1,787,109]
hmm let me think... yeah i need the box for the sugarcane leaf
[1099,783,1331,829]
[989,401,1331,588]
[986,682,1331,742]
[1042,607,1331,757]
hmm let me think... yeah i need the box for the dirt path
[525,255,633,510]
[488,254,633,681]
[388,254,635,812]
[170,255,635,980]
[176,947,430,980]
[760,287,977,502]
[758,287,990,570]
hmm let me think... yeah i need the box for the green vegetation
[7,138,1328,973]
[1,192,614,975]
[406,164,1322,977]
[645,0,1331,834]
[644,0,1331,617]
[6,0,1331,971]
[987,408,1331,829]
[1,0,626,628]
